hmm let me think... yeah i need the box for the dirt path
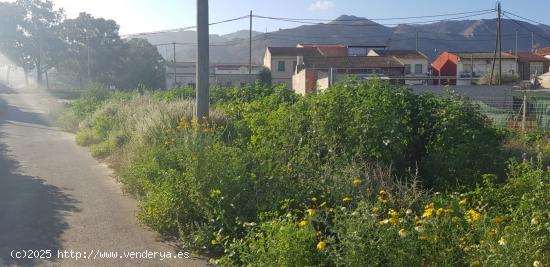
[0,89,209,266]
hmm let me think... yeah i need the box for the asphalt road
[0,88,209,267]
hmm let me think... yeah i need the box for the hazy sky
[9,0,550,35]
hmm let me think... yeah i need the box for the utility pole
[249,10,253,84]
[498,1,502,85]
[489,2,499,86]
[196,0,209,122]
[470,54,474,85]
[173,41,177,87]
[531,32,535,52]
[515,29,518,56]
[515,29,519,76]
[415,31,419,52]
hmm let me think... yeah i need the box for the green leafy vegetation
[59,80,549,266]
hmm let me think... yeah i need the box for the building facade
[367,50,429,85]
[292,56,404,95]
[516,52,550,80]
[432,52,518,85]
[165,63,261,89]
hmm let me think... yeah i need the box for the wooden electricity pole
[497,2,502,85]
[196,0,209,121]
[249,10,253,84]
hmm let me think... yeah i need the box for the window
[414,64,423,74]
[277,61,286,72]
[404,64,411,75]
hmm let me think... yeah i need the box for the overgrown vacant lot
[58,80,549,266]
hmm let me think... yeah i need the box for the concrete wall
[293,69,318,95]
[540,73,550,89]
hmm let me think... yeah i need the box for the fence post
[522,91,527,133]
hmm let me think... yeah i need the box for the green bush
[75,128,102,146]
[57,81,541,265]
[219,214,330,267]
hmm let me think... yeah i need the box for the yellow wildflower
[494,216,504,224]
[388,209,399,217]
[498,237,507,246]
[465,209,481,223]
[398,229,408,238]
[533,261,542,267]
[299,220,308,227]
[436,208,445,216]
[388,217,399,224]
[377,196,388,204]
[379,189,387,195]
[343,197,352,203]
[316,241,326,250]
[307,209,316,217]
[488,229,498,237]
[311,197,318,202]
[458,199,467,206]
[379,219,390,225]
[531,217,539,225]
[452,216,460,223]
[328,208,335,213]
[371,207,381,214]
[422,206,435,219]
[352,178,362,186]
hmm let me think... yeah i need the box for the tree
[15,0,63,85]
[259,67,272,86]
[56,12,124,88]
[117,38,165,90]
[0,2,29,76]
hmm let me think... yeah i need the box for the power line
[121,15,249,37]
[253,9,495,22]
[501,13,550,43]
[253,10,495,27]
[503,10,550,28]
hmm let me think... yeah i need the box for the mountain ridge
[130,15,550,63]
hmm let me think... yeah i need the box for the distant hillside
[130,15,550,64]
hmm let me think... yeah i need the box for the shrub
[75,128,102,146]
[219,214,331,267]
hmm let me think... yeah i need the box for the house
[212,64,263,87]
[367,50,429,85]
[165,62,261,89]
[535,47,550,60]
[263,45,347,88]
[292,56,404,95]
[166,62,205,89]
[515,52,550,80]
[431,52,518,85]
[348,45,387,56]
